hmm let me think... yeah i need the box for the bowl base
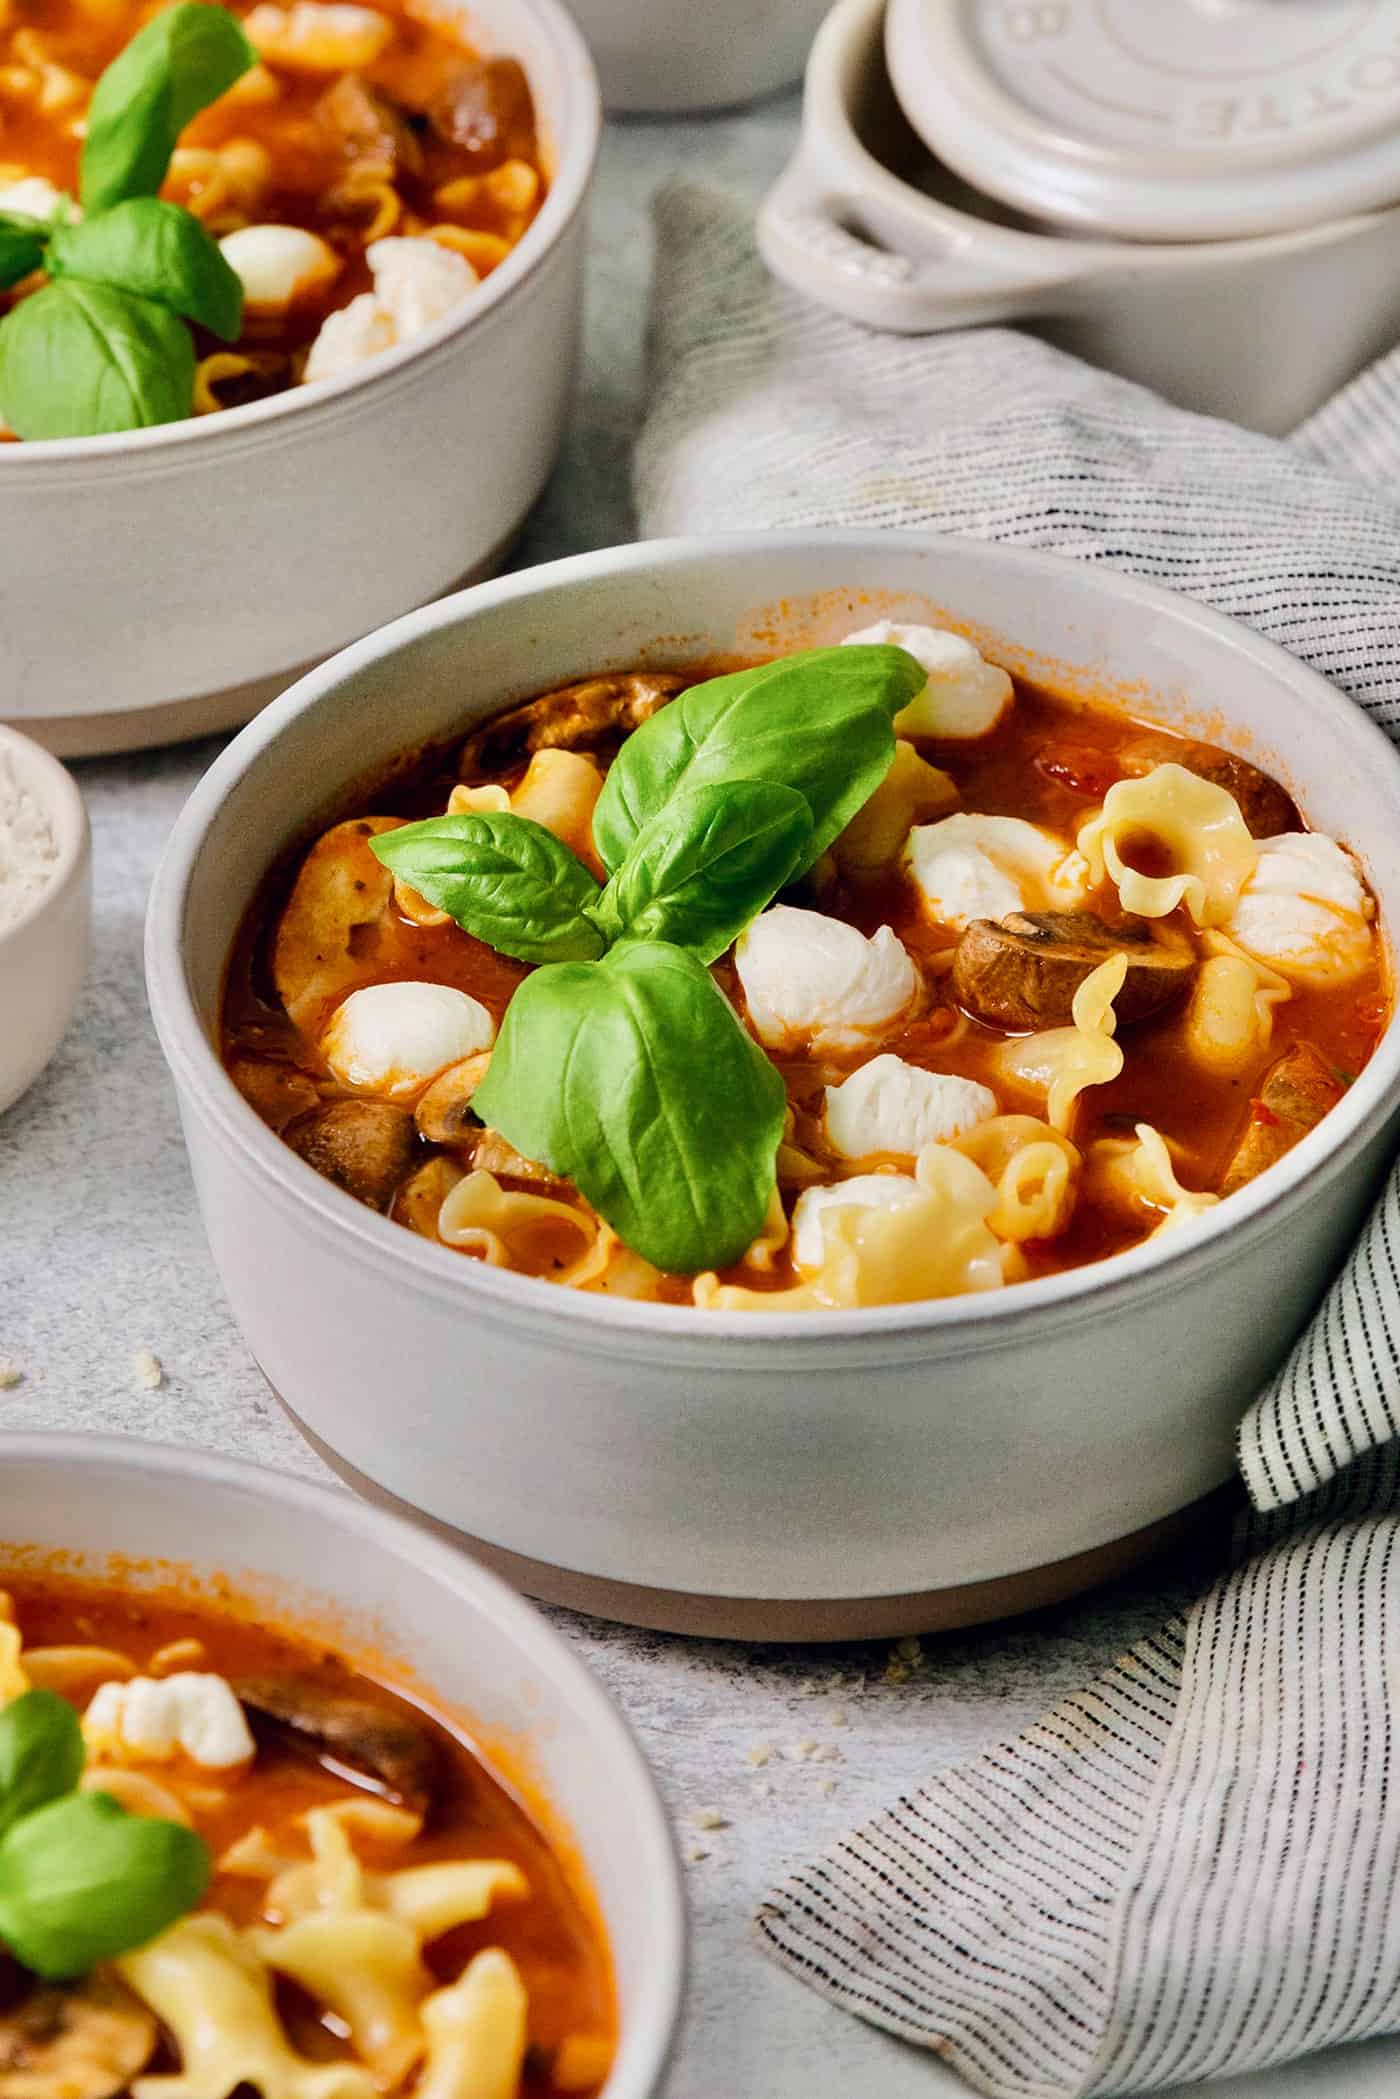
[275,1388,1237,1642]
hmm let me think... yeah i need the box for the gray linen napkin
[636,181,1400,2096]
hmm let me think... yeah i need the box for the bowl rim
[0,721,90,945]
[0,1429,687,2099]
[0,0,601,470]
[145,527,1400,1346]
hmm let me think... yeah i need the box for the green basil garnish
[49,198,243,342]
[592,780,812,963]
[0,1790,210,1981]
[591,646,924,878]
[474,941,786,1273]
[0,279,195,439]
[81,3,256,216]
[0,1694,85,1843]
[374,812,608,964]
[0,214,50,293]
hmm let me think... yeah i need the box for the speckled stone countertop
[4,95,1394,2099]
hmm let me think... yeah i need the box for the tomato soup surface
[222,642,1390,1310]
[0,1574,615,2098]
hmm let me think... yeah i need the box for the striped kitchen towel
[636,181,1400,2095]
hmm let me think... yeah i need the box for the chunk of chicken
[0,1973,157,2099]
[1122,734,1298,840]
[457,672,686,778]
[235,1679,437,1815]
[272,817,401,1036]
[1219,1042,1343,1197]
[284,1099,416,1209]
[953,911,1195,1030]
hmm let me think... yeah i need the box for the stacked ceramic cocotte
[758,0,1400,433]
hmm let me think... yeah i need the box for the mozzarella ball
[843,620,1013,739]
[0,177,66,223]
[905,813,1091,932]
[322,981,496,1101]
[735,905,919,1054]
[825,1054,997,1161]
[220,224,340,314]
[791,1174,922,1271]
[303,291,396,383]
[243,1,393,70]
[367,235,478,339]
[1226,832,1374,986]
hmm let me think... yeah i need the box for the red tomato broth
[0,1574,615,2096]
[220,663,1391,1301]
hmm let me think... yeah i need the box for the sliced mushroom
[0,1973,158,2099]
[272,817,402,1037]
[228,1056,322,1133]
[1122,734,1298,840]
[284,1099,416,1209]
[392,1156,463,1238]
[470,1126,563,1188]
[1219,1042,1343,1197]
[428,55,537,166]
[457,672,686,778]
[414,1052,491,1145]
[316,72,423,175]
[953,910,1195,1030]
[235,1679,437,1816]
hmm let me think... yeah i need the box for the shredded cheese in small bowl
[0,746,59,934]
[0,724,91,1116]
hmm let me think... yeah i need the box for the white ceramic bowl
[146,532,1400,1640]
[0,0,600,760]
[0,723,90,1114]
[566,0,830,112]
[0,1431,684,2099]
[756,0,1400,434]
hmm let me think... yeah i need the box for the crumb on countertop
[0,1359,21,1390]
[685,1844,709,1864]
[131,1348,163,1391]
[692,1805,728,1831]
[746,1740,775,1767]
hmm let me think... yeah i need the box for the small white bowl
[0,1432,685,2099]
[0,723,90,1114]
[0,0,601,759]
[568,0,830,112]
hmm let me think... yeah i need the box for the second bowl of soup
[147,533,1400,1636]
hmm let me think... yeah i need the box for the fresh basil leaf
[0,1789,209,1981]
[596,781,812,963]
[81,2,256,216]
[475,940,785,1272]
[0,1693,85,1845]
[371,813,607,964]
[592,646,924,879]
[0,279,195,439]
[0,214,49,292]
[49,198,242,341]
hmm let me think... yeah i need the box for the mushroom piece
[470,1127,565,1188]
[428,55,537,167]
[272,817,402,1037]
[284,1099,416,1210]
[1219,1042,1343,1198]
[228,1056,322,1133]
[953,910,1195,1030]
[392,1156,463,1238]
[234,1679,437,1816]
[0,1972,158,2099]
[414,1052,491,1145]
[457,672,686,777]
[316,72,424,175]
[1121,734,1298,840]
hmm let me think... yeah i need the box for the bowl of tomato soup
[0,0,600,754]
[0,1432,683,2099]
[146,532,1400,1637]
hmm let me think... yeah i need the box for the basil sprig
[371,645,923,1271]
[0,4,253,440]
[0,1689,209,1980]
